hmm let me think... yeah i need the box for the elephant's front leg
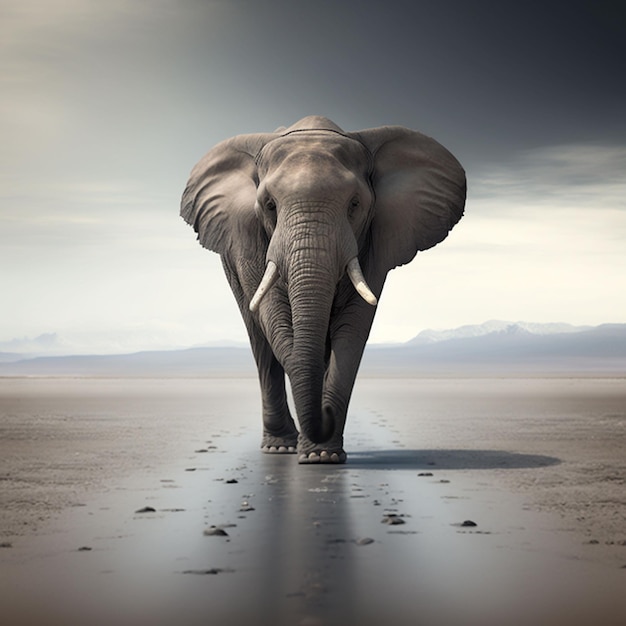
[222,259,298,454]
[297,298,377,464]
[257,350,299,453]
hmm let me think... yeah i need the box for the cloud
[471,143,626,209]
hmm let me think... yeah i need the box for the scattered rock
[461,520,477,527]
[355,537,374,546]
[203,526,229,537]
[185,468,197,472]
[0,542,12,548]
[439,479,450,484]
[135,506,156,513]
[195,449,208,453]
[181,568,234,575]
[239,501,255,512]
[586,539,600,545]
[418,472,434,477]
[161,508,186,512]
[77,546,92,551]
[382,515,406,526]
[225,479,239,484]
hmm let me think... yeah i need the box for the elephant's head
[181,116,465,443]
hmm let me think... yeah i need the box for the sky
[1,0,625,354]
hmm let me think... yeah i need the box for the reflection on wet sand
[2,377,626,626]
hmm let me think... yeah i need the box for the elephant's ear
[354,126,466,271]
[180,133,276,255]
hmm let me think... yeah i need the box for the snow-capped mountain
[407,320,592,345]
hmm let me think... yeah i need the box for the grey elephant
[181,116,465,464]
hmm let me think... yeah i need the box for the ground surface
[1,377,625,626]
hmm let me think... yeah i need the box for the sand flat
[1,377,625,625]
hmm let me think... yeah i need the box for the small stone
[461,520,477,527]
[418,472,434,477]
[239,501,255,512]
[182,568,234,575]
[225,479,239,484]
[382,515,406,525]
[203,526,229,537]
[355,537,374,546]
[0,542,12,548]
[135,506,156,513]
[77,546,92,551]
[185,468,197,472]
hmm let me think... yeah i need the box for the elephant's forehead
[258,133,369,174]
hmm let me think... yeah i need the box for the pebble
[203,526,229,537]
[461,520,478,527]
[182,568,234,575]
[355,537,375,546]
[418,472,434,477]
[135,506,156,513]
[382,514,406,525]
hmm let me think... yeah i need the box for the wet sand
[1,377,625,625]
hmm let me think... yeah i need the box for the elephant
[181,116,465,464]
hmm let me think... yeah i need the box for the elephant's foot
[297,434,346,464]
[261,431,298,454]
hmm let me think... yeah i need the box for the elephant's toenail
[308,452,320,463]
[330,453,339,463]
[320,451,330,461]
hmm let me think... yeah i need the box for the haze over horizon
[2,0,625,353]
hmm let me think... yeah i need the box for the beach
[1,376,625,625]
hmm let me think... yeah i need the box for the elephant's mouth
[249,256,376,313]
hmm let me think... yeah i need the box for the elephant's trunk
[281,223,339,444]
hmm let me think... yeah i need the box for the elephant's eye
[265,199,276,212]
[348,197,360,219]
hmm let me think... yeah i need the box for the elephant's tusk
[249,261,279,312]
[346,257,378,306]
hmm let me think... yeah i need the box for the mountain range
[1,321,625,377]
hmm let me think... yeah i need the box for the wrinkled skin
[181,116,466,464]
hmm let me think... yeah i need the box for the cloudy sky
[2,0,625,354]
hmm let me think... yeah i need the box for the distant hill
[0,347,256,377]
[1,322,625,377]
[362,323,626,376]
